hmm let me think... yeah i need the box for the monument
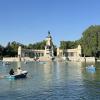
[44,31,54,58]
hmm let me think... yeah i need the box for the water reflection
[0,61,100,100]
[17,61,21,69]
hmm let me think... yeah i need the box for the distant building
[57,45,81,57]
[18,32,82,61]
[18,32,54,61]
[3,32,96,62]
[57,45,82,61]
[44,31,54,58]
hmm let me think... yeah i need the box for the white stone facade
[57,45,82,61]
[17,33,54,61]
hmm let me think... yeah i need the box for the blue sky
[0,0,100,47]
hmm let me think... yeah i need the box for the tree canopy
[81,25,100,57]
[60,40,80,49]
[28,40,46,49]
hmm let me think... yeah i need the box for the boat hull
[14,72,27,79]
[5,71,28,79]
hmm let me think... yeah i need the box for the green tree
[27,40,46,50]
[81,25,100,57]
[0,45,4,59]
[60,40,79,49]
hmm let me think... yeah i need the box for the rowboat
[5,71,28,79]
[86,65,96,72]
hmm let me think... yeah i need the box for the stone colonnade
[57,45,81,58]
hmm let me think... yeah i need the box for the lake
[0,61,100,100]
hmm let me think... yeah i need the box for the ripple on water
[0,62,100,100]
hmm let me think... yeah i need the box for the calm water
[0,61,100,100]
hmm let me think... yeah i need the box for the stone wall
[83,57,95,62]
[68,57,95,62]
[3,57,19,62]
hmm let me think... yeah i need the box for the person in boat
[9,68,14,75]
[17,67,22,74]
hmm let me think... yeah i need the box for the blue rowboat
[86,65,96,72]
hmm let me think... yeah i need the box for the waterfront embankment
[3,56,96,62]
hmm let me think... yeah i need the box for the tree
[60,40,79,49]
[27,40,46,50]
[0,45,4,59]
[81,25,100,57]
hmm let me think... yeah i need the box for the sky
[0,0,100,47]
